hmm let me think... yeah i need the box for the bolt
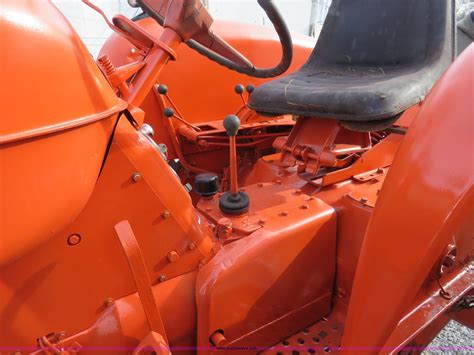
[167,251,180,262]
[217,218,233,239]
[105,298,114,307]
[360,197,368,204]
[205,207,213,212]
[280,211,289,217]
[275,179,283,185]
[377,168,384,174]
[188,242,196,250]
[294,189,302,195]
[258,183,264,187]
[306,197,314,201]
[210,330,227,346]
[162,210,171,219]
[301,204,309,209]
[57,331,67,341]
[67,234,81,246]
[158,275,167,282]
[131,173,142,182]
[258,218,267,225]
[337,287,346,299]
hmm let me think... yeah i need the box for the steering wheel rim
[136,0,293,78]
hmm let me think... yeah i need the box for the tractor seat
[249,0,454,131]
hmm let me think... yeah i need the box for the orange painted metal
[196,182,337,350]
[1,0,472,353]
[0,0,126,266]
[342,45,474,352]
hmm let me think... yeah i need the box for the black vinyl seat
[249,0,455,131]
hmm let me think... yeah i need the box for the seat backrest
[311,0,455,69]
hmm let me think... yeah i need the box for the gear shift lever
[219,115,250,215]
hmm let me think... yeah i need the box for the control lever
[219,115,250,215]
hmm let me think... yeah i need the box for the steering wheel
[135,0,293,78]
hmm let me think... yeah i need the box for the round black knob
[157,84,168,95]
[223,115,240,136]
[246,84,255,94]
[195,173,219,197]
[164,107,174,117]
[219,191,250,215]
[234,84,245,95]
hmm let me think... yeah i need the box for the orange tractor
[1,0,472,353]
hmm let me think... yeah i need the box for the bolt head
[131,173,142,182]
[105,298,114,307]
[167,251,180,262]
[67,234,81,246]
[246,84,255,93]
[162,210,171,219]
[140,124,155,138]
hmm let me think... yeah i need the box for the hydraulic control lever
[219,115,250,215]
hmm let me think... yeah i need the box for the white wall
[52,0,330,57]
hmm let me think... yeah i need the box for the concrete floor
[424,321,474,354]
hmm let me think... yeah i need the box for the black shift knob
[223,115,240,136]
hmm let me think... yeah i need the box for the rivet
[360,197,368,203]
[131,173,142,182]
[301,204,309,209]
[258,218,267,225]
[280,211,289,217]
[158,275,167,282]
[162,210,171,219]
[67,234,81,246]
[258,183,264,187]
[105,298,114,307]
[275,179,283,185]
[167,250,179,262]
[188,242,196,250]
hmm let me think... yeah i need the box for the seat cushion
[249,64,438,121]
[249,0,454,124]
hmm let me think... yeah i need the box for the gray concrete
[424,321,474,354]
